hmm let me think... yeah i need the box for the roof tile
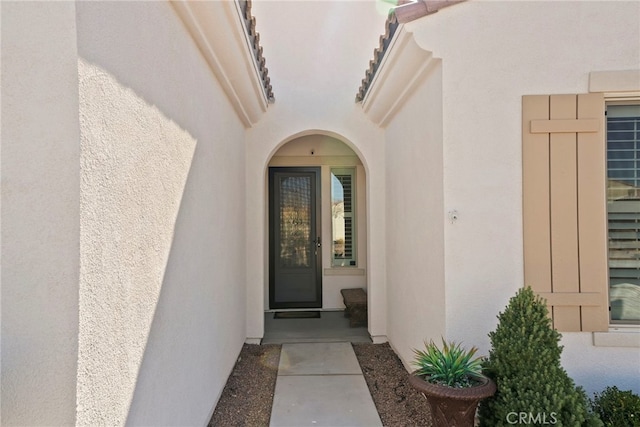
[239,0,275,102]
[356,0,464,103]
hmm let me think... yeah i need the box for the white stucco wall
[384,59,446,368]
[1,2,80,425]
[6,1,637,422]
[561,333,640,393]
[397,0,640,393]
[76,2,247,424]
[246,0,389,342]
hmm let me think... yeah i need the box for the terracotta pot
[408,372,496,427]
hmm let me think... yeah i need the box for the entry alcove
[267,134,368,311]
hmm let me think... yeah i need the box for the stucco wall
[246,0,389,342]
[402,0,640,393]
[384,60,446,367]
[76,2,247,424]
[1,2,80,425]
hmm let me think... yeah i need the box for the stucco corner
[360,26,438,127]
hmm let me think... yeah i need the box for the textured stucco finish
[76,2,247,425]
[384,60,446,369]
[246,1,389,342]
[78,58,197,425]
[2,2,251,423]
[1,2,80,425]
[3,0,639,423]
[561,333,640,394]
[380,0,640,393]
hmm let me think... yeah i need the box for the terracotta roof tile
[356,13,400,102]
[395,0,464,23]
[239,0,274,102]
[356,0,465,103]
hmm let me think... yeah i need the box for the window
[606,103,640,324]
[331,168,356,267]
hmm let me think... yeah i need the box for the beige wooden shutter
[523,93,609,332]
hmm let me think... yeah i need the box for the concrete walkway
[269,342,382,427]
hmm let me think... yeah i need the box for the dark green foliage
[412,338,482,388]
[590,386,640,426]
[478,287,602,426]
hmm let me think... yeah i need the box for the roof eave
[355,0,466,103]
[394,0,466,24]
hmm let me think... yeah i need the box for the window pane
[608,120,635,131]
[608,160,636,169]
[608,150,634,160]
[608,130,636,141]
[607,104,640,323]
[279,176,311,268]
[608,141,636,150]
[331,168,356,267]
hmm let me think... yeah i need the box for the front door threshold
[261,310,372,345]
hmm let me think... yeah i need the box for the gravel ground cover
[209,344,281,427]
[209,342,432,426]
[353,342,433,427]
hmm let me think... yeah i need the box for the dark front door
[269,167,322,309]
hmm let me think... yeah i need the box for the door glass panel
[279,176,311,268]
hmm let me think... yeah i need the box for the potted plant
[409,339,496,427]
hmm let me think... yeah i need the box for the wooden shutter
[523,93,609,332]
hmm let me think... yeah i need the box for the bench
[340,288,367,327]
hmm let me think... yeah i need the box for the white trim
[593,329,640,348]
[604,95,640,332]
[269,155,363,167]
[232,0,271,105]
[590,70,640,94]
[361,23,406,106]
[324,268,366,276]
[361,26,438,127]
[330,167,357,268]
[602,92,640,102]
[171,1,268,127]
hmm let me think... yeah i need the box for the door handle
[315,237,321,247]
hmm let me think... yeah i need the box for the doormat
[274,311,321,319]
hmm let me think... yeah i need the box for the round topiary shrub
[478,286,601,426]
[590,386,640,426]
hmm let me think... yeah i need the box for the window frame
[330,167,357,268]
[605,99,640,326]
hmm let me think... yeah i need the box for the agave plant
[412,338,483,388]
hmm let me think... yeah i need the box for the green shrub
[478,286,602,426]
[590,386,640,426]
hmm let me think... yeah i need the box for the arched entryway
[263,133,369,342]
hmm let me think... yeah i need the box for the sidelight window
[331,168,356,267]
